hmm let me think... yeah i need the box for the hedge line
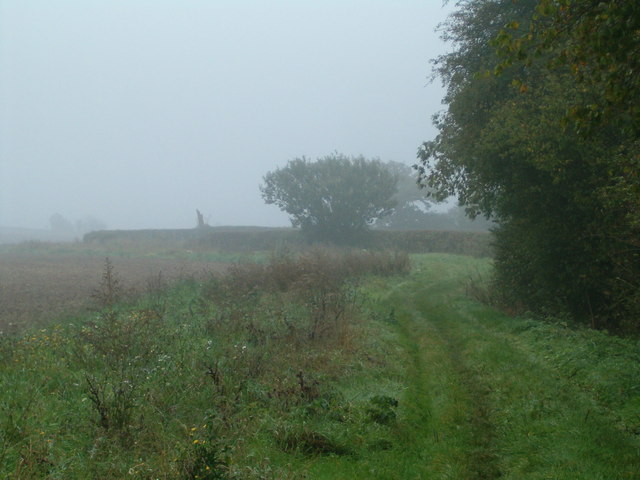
[84,227,493,257]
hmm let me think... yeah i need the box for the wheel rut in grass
[406,285,502,480]
[430,312,502,480]
[384,255,640,479]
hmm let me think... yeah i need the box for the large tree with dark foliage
[261,153,397,243]
[494,0,640,136]
[417,0,640,330]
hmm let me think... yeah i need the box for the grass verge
[1,252,638,479]
[381,254,640,479]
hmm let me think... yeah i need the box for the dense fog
[0,0,453,234]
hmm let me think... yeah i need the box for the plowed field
[0,252,228,334]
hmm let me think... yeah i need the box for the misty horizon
[1,1,453,232]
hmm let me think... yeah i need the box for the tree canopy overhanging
[416,0,640,331]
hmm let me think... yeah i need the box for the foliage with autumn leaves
[417,0,640,330]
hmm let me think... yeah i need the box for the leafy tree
[492,0,640,329]
[417,0,640,329]
[494,0,640,135]
[261,154,397,243]
[416,0,536,216]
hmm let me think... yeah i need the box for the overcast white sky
[0,0,453,230]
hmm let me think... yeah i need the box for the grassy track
[366,254,640,479]
[1,251,638,478]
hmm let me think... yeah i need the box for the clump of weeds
[0,246,411,478]
[366,395,399,425]
[91,257,122,309]
[273,424,352,457]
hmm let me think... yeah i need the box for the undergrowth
[3,251,637,478]
[0,247,409,479]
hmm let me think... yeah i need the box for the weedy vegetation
[0,247,411,479]
[1,245,638,479]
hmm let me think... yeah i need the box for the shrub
[365,395,399,425]
[273,425,351,456]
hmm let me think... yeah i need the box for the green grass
[0,249,410,478]
[378,254,640,479]
[1,251,638,479]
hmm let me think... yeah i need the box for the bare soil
[0,252,228,334]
